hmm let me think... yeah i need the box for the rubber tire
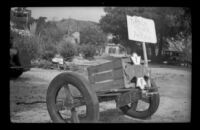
[120,79,160,119]
[10,49,23,79]
[46,72,99,123]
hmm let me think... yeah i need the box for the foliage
[11,30,58,62]
[29,22,37,36]
[172,34,192,63]
[11,9,107,62]
[56,18,100,35]
[32,59,55,69]
[41,44,57,61]
[11,8,63,62]
[57,40,77,61]
[80,26,107,46]
[31,18,66,61]
[35,17,48,35]
[36,20,65,43]
[79,44,96,59]
[99,7,191,61]
[183,35,192,62]
[12,33,42,61]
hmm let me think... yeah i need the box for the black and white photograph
[10,7,191,123]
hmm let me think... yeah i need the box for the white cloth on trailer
[130,53,147,89]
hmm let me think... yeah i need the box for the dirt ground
[10,61,191,123]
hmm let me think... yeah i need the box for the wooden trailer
[46,57,160,123]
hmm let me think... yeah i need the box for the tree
[80,25,107,46]
[35,16,48,35]
[34,17,66,58]
[57,40,77,61]
[79,25,107,56]
[99,7,191,61]
[12,32,42,60]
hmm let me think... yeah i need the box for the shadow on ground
[99,109,143,123]
[11,76,30,82]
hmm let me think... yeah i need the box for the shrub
[41,50,56,61]
[80,44,96,59]
[41,44,57,61]
[12,34,41,61]
[57,40,77,61]
[32,59,55,69]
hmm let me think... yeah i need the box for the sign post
[126,15,157,87]
[142,42,148,67]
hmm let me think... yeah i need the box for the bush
[41,44,57,61]
[13,34,41,61]
[32,59,56,69]
[80,44,96,59]
[41,50,56,61]
[57,40,77,61]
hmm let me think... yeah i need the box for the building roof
[106,43,125,48]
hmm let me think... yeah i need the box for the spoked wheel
[46,72,99,123]
[120,79,160,119]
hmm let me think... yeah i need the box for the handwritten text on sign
[126,15,157,43]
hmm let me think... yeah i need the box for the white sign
[126,15,157,43]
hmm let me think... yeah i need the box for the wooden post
[142,42,151,87]
[142,42,148,67]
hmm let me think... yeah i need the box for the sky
[26,7,106,23]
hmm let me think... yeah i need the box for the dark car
[10,36,31,79]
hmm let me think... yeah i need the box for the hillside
[55,18,100,34]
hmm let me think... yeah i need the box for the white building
[103,43,127,57]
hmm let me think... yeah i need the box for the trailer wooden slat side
[93,68,123,83]
[87,58,122,74]
[87,57,149,91]
[92,78,125,92]
[87,58,125,92]
[93,70,113,83]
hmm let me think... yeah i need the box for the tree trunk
[158,39,162,57]
[150,44,156,62]
[157,33,164,62]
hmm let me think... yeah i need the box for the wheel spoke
[71,108,80,123]
[59,85,86,123]
[64,85,73,98]
[139,90,152,103]
[76,105,88,123]
[63,85,74,109]
[56,100,65,111]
